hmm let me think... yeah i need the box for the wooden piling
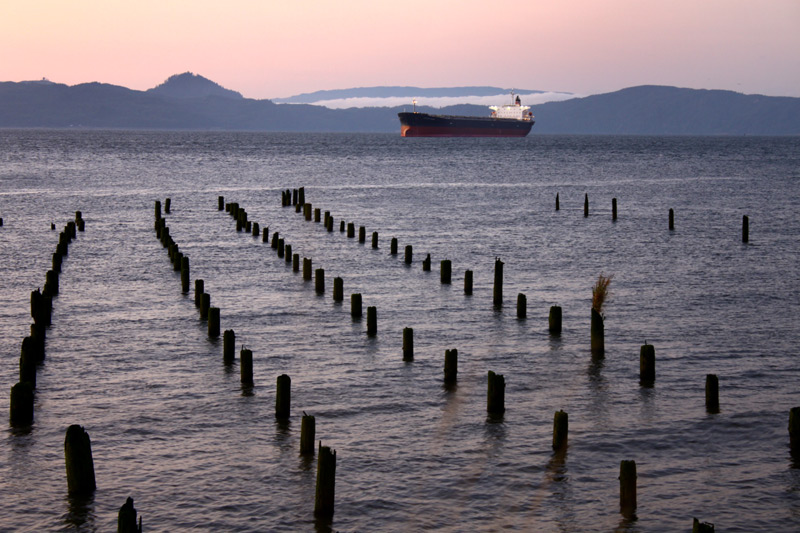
[390,237,398,255]
[314,208,321,223]
[367,306,377,335]
[45,269,59,296]
[612,198,617,220]
[293,189,298,205]
[333,277,343,302]
[692,518,715,532]
[284,244,293,264]
[276,374,291,419]
[10,381,34,426]
[487,371,505,414]
[441,260,452,283]
[240,348,253,385]
[314,443,336,518]
[324,211,330,226]
[705,374,719,413]
[208,307,220,337]
[403,327,414,361]
[64,424,96,495]
[118,497,142,533]
[669,208,674,230]
[340,220,345,232]
[300,414,316,455]
[271,232,279,249]
[351,294,362,318]
[404,245,412,265]
[742,215,749,243]
[303,258,312,280]
[464,270,473,295]
[194,280,204,308]
[619,460,637,515]
[444,349,458,384]
[584,193,589,217]
[590,308,604,357]
[262,228,269,243]
[155,200,161,220]
[553,410,568,450]
[304,203,312,221]
[493,258,504,308]
[517,293,527,319]
[372,231,378,248]
[53,252,62,273]
[315,269,325,294]
[252,222,260,236]
[347,222,355,238]
[223,330,235,363]
[164,198,171,214]
[549,306,562,334]
[327,216,334,232]
[20,338,37,387]
[298,187,305,206]
[218,196,224,210]
[277,238,285,258]
[556,193,560,211]
[359,226,366,243]
[201,293,210,319]
[421,254,431,271]
[180,256,190,293]
[789,407,800,455]
[640,343,655,385]
[293,253,300,272]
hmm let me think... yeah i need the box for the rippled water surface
[1,131,799,532]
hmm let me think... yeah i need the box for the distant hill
[0,74,798,134]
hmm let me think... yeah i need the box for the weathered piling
[619,460,637,515]
[201,293,210,319]
[556,193,560,211]
[640,343,655,385]
[10,381,34,426]
[118,496,142,533]
[742,215,749,243]
[493,258,504,308]
[45,269,59,296]
[372,231,378,248]
[327,216,334,232]
[441,260,452,283]
[351,294,362,319]
[705,374,719,413]
[590,308,604,357]
[356,226,365,243]
[293,189,298,205]
[164,198,171,214]
[553,410,568,450]
[789,407,800,455]
[53,251,62,273]
[173,251,183,272]
[517,293,527,319]
[208,307,220,337]
[252,222,260,237]
[194,280,204,308]
[422,254,431,271]
[20,339,37,388]
[487,371,505,414]
[77,218,85,231]
[180,256,190,293]
[404,245,412,265]
[271,232,279,249]
[155,200,161,220]
[324,211,330,226]
[669,208,674,230]
[298,187,305,205]
[245,221,252,233]
[296,203,302,213]
[315,268,325,294]
[304,203,313,221]
[549,306,562,334]
[262,229,269,243]
[276,374,291,419]
[402,327,414,361]
[277,238,285,258]
[347,222,355,238]
[340,220,345,232]
[303,258,312,280]
[464,270,473,295]
[284,244,292,264]
[223,330,235,363]
[612,198,617,220]
[390,237,398,255]
[584,193,589,217]
[367,306,377,335]
[240,348,253,385]
[314,208,321,223]
[218,196,224,210]
[333,277,343,302]
[64,424,96,495]
[444,349,458,384]
[314,443,336,518]
[692,518,715,532]
[300,414,316,455]
[293,253,300,272]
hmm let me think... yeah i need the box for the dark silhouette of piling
[262,229,269,243]
[464,270,473,295]
[553,410,568,450]
[340,220,345,232]
[493,258,504,308]
[640,343,655,385]
[619,460,637,515]
[304,203,312,221]
[441,260,452,284]
[422,254,431,271]
[20,338,37,388]
[556,193,560,211]
[180,256,190,293]
[240,348,253,385]
[208,307,220,337]
[303,258,312,281]
[669,208,674,230]
[789,407,800,455]
[155,200,161,220]
[315,268,325,294]
[194,280,204,308]
[372,231,378,248]
[118,497,142,533]
[324,211,330,226]
[590,308,604,357]
[549,306,562,334]
[327,216,334,232]
[517,293,527,319]
[359,226,366,243]
[402,327,414,361]
[612,198,617,220]
[223,330,235,363]
[164,198,171,214]
[284,244,292,263]
[300,414,316,455]
[314,443,336,518]
[367,306,377,335]
[705,374,719,413]
[45,269,59,296]
[64,424,96,495]
[293,253,300,272]
[277,238,285,258]
[487,371,505,414]
[10,381,34,426]
[218,196,224,210]
[390,237,398,255]
[444,349,458,384]
[314,208,321,223]
[333,277,343,302]
[347,222,355,238]
[201,293,210,319]
[351,294,362,319]
[276,374,291,419]
[404,245,412,264]
[692,518,715,532]
[252,222,260,237]
[742,215,749,243]
[271,232,279,249]
[584,194,589,217]
[293,189,298,205]
[53,252,62,273]
[298,187,305,206]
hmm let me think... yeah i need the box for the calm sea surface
[1,131,799,532]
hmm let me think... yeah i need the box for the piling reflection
[62,492,96,531]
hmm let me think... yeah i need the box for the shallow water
[1,131,799,531]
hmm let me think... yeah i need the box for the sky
[1,0,799,99]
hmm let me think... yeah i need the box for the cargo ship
[398,93,534,137]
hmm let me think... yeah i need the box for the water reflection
[62,492,96,532]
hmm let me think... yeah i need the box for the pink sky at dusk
[2,0,798,99]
